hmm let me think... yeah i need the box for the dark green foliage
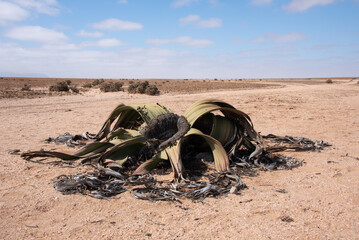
[21,84,31,91]
[49,81,69,92]
[100,81,124,92]
[128,81,160,95]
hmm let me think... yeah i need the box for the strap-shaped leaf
[132,151,167,175]
[182,128,229,172]
[95,103,170,141]
[165,145,184,179]
[99,136,147,165]
[184,99,262,153]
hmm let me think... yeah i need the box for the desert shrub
[21,84,31,91]
[92,79,105,86]
[82,83,93,88]
[326,79,333,84]
[65,80,72,85]
[49,81,69,92]
[145,84,160,95]
[69,85,79,93]
[127,82,138,93]
[137,81,149,94]
[100,81,124,92]
[128,81,159,95]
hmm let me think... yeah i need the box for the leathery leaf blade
[132,151,168,175]
[99,136,147,165]
[95,103,170,140]
[127,103,171,124]
[165,145,184,179]
[183,128,230,172]
[210,115,236,147]
[73,142,114,157]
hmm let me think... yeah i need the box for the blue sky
[0,0,358,78]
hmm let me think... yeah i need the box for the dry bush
[69,85,79,93]
[99,81,124,92]
[49,81,69,92]
[82,83,93,88]
[326,79,333,84]
[92,79,105,86]
[128,81,159,95]
[145,84,160,95]
[82,79,105,88]
[21,84,31,91]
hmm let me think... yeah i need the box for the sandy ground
[0,79,358,239]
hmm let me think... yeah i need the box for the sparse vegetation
[49,81,70,92]
[49,80,80,93]
[21,84,31,91]
[82,79,105,88]
[145,84,160,95]
[99,81,124,92]
[92,79,105,86]
[82,83,93,88]
[69,85,79,93]
[128,80,160,95]
[326,79,333,84]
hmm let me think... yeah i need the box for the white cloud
[4,26,68,43]
[0,40,357,79]
[82,38,125,48]
[92,18,143,31]
[171,0,217,7]
[172,0,199,7]
[179,14,222,28]
[252,32,307,43]
[147,36,214,48]
[283,0,335,12]
[0,1,28,22]
[12,0,60,15]
[197,18,222,28]
[251,0,272,5]
[179,14,200,24]
[77,30,103,38]
[118,0,127,4]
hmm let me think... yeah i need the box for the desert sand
[0,78,358,239]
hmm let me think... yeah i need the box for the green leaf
[73,142,114,157]
[182,128,229,172]
[95,103,170,141]
[132,152,167,175]
[184,99,263,153]
[99,136,147,165]
[165,145,184,179]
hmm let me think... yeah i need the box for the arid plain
[0,78,358,239]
